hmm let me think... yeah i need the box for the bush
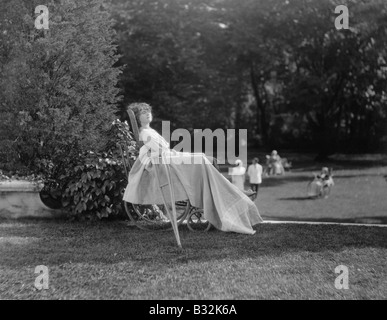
[0,0,122,178]
[43,119,138,220]
[61,151,127,220]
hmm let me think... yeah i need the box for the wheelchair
[118,109,213,242]
[118,108,257,247]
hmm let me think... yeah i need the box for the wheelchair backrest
[116,108,145,175]
[126,108,144,149]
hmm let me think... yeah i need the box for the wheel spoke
[124,200,190,231]
[187,208,211,232]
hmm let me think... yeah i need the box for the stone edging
[0,180,65,219]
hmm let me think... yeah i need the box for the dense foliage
[111,0,387,156]
[40,119,137,220]
[0,0,122,175]
[59,120,137,220]
[0,0,125,219]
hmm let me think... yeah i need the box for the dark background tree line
[2,0,386,170]
[112,0,387,158]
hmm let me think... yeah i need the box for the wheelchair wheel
[186,208,212,232]
[124,200,190,231]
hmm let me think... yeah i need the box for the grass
[0,219,386,299]
[256,165,387,224]
[219,153,387,224]
[1,157,386,299]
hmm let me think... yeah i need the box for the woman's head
[271,150,278,156]
[235,159,243,167]
[322,167,329,174]
[128,102,153,127]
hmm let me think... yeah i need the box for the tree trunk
[250,62,268,147]
[335,101,343,151]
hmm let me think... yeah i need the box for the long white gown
[230,166,246,191]
[123,128,263,234]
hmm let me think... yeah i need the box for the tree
[0,0,122,175]
[110,0,242,133]
[279,0,387,156]
[107,0,387,154]
[211,0,387,153]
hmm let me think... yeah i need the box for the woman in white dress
[123,103,263,234]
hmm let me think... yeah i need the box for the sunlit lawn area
[256,161,387,224]
[218,153,387,224]
[1,156,386,299]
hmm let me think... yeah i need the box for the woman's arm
[140,129,169,157]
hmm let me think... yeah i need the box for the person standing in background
[247,157,263,198]
[229,159,246,191]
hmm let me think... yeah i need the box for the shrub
[45,119,138,220]
[0,0,122,177]
[61,151,127,220]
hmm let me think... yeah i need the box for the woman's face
[139,109,152,126]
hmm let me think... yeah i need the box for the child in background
[307,167,334,198]
[229,159,246,191]
[247,158,263,198]
[317,167,334,188]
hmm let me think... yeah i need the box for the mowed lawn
[255,164,387,224]
[0,160,386,300]
[0,221,386,299]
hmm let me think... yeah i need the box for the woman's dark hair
[127,102,152,127]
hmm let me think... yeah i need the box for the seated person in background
[267,150,285,175]
[307,167,334,198]
[316,167,334,188]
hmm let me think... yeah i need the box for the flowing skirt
[123,152,263,234]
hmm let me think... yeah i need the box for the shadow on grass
[293,159,387,172]
[277,196,315,201]
[261,175,312,188]
[331,173,387,179]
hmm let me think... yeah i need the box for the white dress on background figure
[230,166,246,191]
